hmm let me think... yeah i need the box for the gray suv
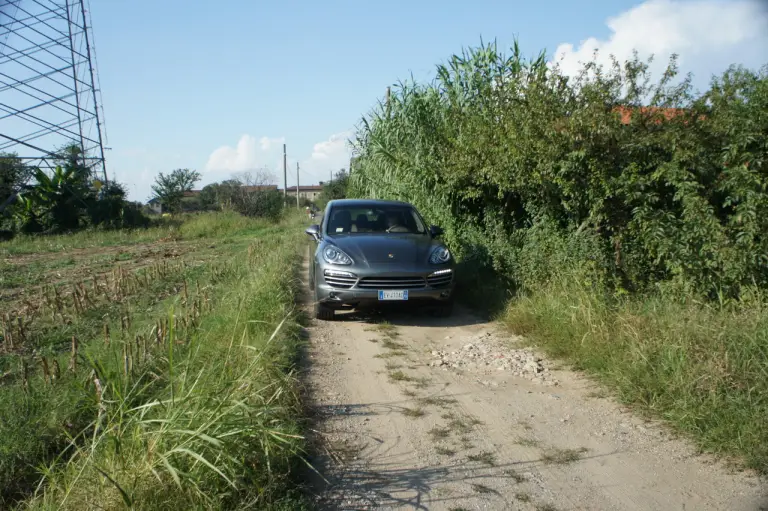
[305,199,455,320]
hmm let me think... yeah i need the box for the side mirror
[429,225,444,237]
[305,224,321,240]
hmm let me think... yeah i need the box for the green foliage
[317,169,349,208]
[233,189,284,220]
[178,210,271,238]
[350,39,768,471]
[2,145,149,235]
[16,165,91,232]
[194,177,283,220]
[0,152,31,211]
[151,168,201,213]
[350,40,768,299]
[504,280,768,472]
[0,214,307,508]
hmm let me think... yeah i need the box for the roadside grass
[388,370,413,383]
[417,396,456,408]
[0,212,309,509]
[0,219,180,257]
[400,407,426,418]
[428,427,451,440]
[540,447,589,465]
[467,451,496,466]
[503,278,768,473]
[515,437,540,448]
[515,492,531,502]
[471,483,498,495]
[503,469,526,483]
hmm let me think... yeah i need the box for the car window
[327,205,426,235]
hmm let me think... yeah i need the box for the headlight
[323,246,353,265]
[429,246,451,264]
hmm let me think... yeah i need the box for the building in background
[281,185,324,202]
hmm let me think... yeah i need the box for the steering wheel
[385,225,409,233]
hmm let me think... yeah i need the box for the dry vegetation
[0,212,308,510]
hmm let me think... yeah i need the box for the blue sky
[82,0,768,201]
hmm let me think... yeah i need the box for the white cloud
[552,0,768,81]
[259,136,285,152]
[205,134,284,175]
[202,131,352,190]
[299,131,353,185]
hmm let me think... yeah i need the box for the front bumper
[316,267,455,308]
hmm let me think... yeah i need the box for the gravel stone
[428,331,559,385]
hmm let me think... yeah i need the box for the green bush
[503,279,768,471]
[350,42,768,299]
[233,189,284,221]
[349,40,768,471]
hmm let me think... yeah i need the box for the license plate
[378,290,408,301]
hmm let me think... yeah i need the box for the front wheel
[314,301,335,321]
[313,284,335,321]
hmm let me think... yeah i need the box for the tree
[227,170,282,219]
[0,152,32,214]
[317,168,349,207]
[15,165,91,232]
[198,183,220,210]
[151,168,201,213]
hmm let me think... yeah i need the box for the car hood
[328,234,436,265]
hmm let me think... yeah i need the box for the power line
[0,0,107,185]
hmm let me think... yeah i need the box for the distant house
[147,197,163,215]
[280,185,324,202]
[242,184,278,193]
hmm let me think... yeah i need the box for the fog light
[440,290,451,298]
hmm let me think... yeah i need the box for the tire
[313,284,335,321]
[308,254,315,291]
[315,301,335,321]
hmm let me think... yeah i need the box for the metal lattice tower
[0,0,107,183]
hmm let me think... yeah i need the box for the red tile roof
[613,106,700,125]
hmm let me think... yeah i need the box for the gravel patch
[429,332,560,386]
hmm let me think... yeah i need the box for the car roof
[327,198,413,208]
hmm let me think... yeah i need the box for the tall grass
[0,211,275,256]
[24,226,307,509]
[178,211,273,239]
[504,279,768,472]
[0,220,180,256]
[349,40,768,472]
[0,213,309,509]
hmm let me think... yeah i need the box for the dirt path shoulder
[300,260,767,511]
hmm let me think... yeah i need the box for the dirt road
[301,263,767,510]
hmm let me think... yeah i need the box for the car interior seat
[328,210,352,233]
[354,214,369,232]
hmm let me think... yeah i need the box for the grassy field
[0,211,309,509]
[502,279,768,473]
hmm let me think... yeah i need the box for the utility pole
[296,162,300,209]
[282,143,287,204]
[386,86,391,118]
[330,169,333,185]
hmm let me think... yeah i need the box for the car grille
[427,272,453,288]
[324,272,357,289]
[358,276,426,289]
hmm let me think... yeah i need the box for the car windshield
[326,205,427,235]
